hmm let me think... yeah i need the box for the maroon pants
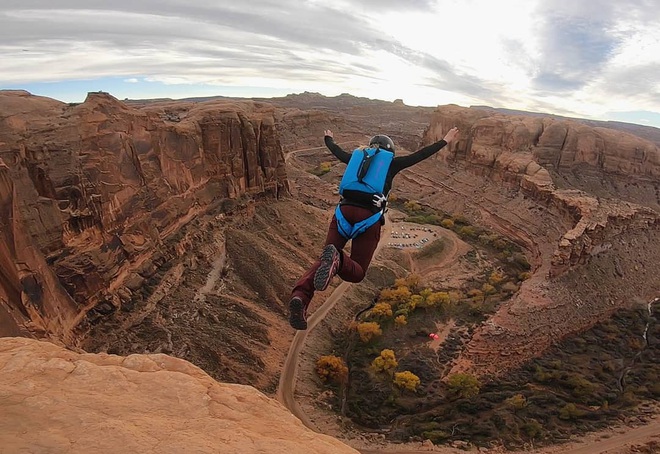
[291,205,381,309]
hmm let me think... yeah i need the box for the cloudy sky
[1,0,659,127]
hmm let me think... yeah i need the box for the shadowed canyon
[1,89,659,453]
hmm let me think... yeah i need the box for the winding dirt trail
[275,224,392,428]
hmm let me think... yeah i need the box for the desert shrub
[356,322,383,343]
[488,271,505,286]
[316,355,348,384]
[452,214,469,225]
[567,375,596,399]
[448,291,463,303]
[422,430,450,443]
[370,302,393,319]
[522,420,544,439]
[379,286,412,306]
[558,403,585,420]
[395,274,421,292]
[482,283,496,295]
[394,315,407,327]
[427,291,451,309]
[467,289,484,303]
[501,282,520,294]
[310,161,333,176]
[441,219,454,229]
[458,226,477,238]
[415,239,445,259]
[511,252,531,270]
[404,201,422,212]
[504,394,528,411]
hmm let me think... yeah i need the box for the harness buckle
[372,193,387,208]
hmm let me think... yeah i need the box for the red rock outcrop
[0,90,288,341]
[0,337,358,454]
[420,105,660,377]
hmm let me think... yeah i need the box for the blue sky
[1,0,659,127]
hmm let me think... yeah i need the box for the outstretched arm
[324,129,351,164]
[392,127,460,171]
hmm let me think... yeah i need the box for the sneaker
[288,297,307,330]
[314,244,341,291]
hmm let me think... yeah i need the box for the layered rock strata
[420,105,660,376]
[0,90,288,341]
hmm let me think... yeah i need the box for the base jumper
[288,127,460,330]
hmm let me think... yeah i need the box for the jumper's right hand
[443,127,459,144]
[324,129,334,138]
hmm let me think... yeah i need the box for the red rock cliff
[0,91,288,341]
[421,105,660,377]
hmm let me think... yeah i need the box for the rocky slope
[0,337,358,454]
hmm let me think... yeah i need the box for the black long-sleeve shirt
[324,135,448,210]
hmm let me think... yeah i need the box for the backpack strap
[357,147,379,183]
[335,205,384,240]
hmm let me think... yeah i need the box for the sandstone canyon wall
[417,105,660,376]
[0,90,288,343]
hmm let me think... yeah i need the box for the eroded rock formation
[0,337,358,454]
[0,90,288,341]
[419,105,660,377]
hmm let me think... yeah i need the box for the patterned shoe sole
[314,245,340,291]
[288,297,307,330]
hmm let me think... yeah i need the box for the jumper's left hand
[443,127,459,144]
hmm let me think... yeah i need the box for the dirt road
[275,225,392,428]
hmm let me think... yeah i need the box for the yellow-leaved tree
[356,322,382,343]
[370,302,393,319]
[371,349,398,375]
[394,371,421,392]
[426,291,450,310]
[315,355,348,384]
[395,274,420,292]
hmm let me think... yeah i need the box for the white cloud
[0,0,658,126]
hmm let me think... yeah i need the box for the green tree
[447,373,481,399]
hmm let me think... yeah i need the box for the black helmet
[369,134,395,152]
